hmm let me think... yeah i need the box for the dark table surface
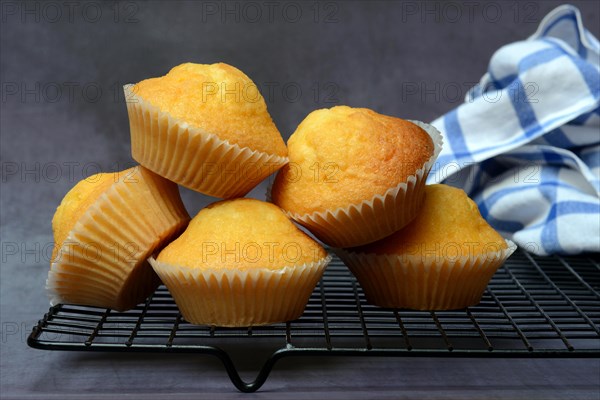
[2,1,599,398]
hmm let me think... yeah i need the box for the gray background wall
[1,1,599,398]
[2,0,600,216]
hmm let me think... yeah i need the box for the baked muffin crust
[157,198,327,270]
[134,62,287,157]
[353,184,508,257]
[271,106,434,215]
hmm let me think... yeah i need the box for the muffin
[47,166,190,311]
[149,198,330,327]
[124,62,288,198]
[270,106,442,247]
[336,184,517,310]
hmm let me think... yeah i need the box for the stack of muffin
[47,63,515,327]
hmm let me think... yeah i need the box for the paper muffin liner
[276,121,443,248]
[336,240,516,310]
[149,255,331,327]
[124,85,288,199]
[46,167,190,311]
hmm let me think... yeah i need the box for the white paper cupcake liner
[275,121,442,248]
[124,85,288,199]
[46,167,190,311]
[336,240,517,310]
[149,255,332,327]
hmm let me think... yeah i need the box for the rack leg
[207,347,287,393]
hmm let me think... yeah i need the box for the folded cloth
[428,5,600,255]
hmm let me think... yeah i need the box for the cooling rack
[28,249,600,392]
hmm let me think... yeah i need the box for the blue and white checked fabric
[428,5,600,255]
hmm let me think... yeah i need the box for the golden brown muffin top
[51,171,125,262]
[157,198,327,270]
[353,184,508,257]
[133,63,287,157]
[271,106,434,215]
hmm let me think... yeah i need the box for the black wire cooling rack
[28,249,600,392]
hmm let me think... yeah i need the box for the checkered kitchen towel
[428,5,600,255]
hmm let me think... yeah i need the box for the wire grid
[28,249,600,392]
